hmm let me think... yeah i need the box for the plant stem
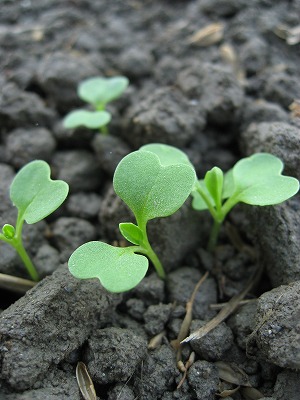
[207,219,221,252]
[136,219,166,279]
[1,217,40,281]
[12,238,39,282]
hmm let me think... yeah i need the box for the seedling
[63,76,129,134]
[0,160,69,281]
[191,153,299,251]
[68,144,196,293]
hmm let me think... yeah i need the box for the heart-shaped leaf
[113,150,196,223]
[140,143,194,168]
[63,110,111,129]
[10,160,69,224]
[119,223,144,245]
[232,153,299,205]
[68,241,148,293]
[78,76,129,107]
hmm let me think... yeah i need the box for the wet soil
[0,1,300,399]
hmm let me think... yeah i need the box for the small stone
[190,320,234,361]
[187,360,219,400]
[85,327,147,385]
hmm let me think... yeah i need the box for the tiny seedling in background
[63,76,129,134]
[0,160,69,281]
[68,144,196,293]
[191,153,299,251]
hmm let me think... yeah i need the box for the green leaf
[204,167,223,209]
[191,182,211,211]
[140,143,194,168]
[222,169,235,199]
[10,160,69,224]
[232,153,299,205]
[119,223,144,245]
[63,110,111,129]
[2,224,15,239]
[113,150,196,222]
[78,76,129,107]
[68,241,148,293]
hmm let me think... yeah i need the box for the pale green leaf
[113,150,196,223]
[119,222,144,245]
[232,153,299,205]
[140,143,194,168]
[68,241,148,293]
[191,183,211,211]
[63,110,111,129]
[78,76,129,107]
[204,167,223,208]
[222,169,235,199]
[10,160,69,224]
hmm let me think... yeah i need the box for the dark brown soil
[0,1,300,399]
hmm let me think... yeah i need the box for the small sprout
[68,144,196,293]
[0,160,69,281]
[2,224,15,239]
[63,76,129,134]
[192,153,299,251]
[63,110,111,130]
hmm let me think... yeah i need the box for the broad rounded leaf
[233,153,299,205]
[140,143,194,168]
[223,169,235,199]
[113,150,196,222]
[68,241,148,293]
[119,223,144,245]
[78,76,129,107]
[10,160,69,224]
[63,110,111,129]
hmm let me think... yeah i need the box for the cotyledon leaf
[113,150,196,222]
[10,160,69,224]
[68,241,148,293]
[140,143,195,168]
[232,153,299,205]
[63,110,111,129]
[78,76,129,107]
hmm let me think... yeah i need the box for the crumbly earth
[0,0,300,398]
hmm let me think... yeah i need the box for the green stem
[207,219,222,252]
[100,125,109,135]
[96,103,109,135]
[12,237,39,282]
[136,219,166,279]
[1,218,39,282]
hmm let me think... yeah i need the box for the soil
[0,1,300,399]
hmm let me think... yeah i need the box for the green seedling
[68,144,196,293]
[0,160,69,281]
[191,153,299,251]
[63,76,129,134]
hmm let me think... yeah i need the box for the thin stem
[1,217,39,281]
[195,183,218,221]
[96,103,109,135]
[136,218,166,279]
[12,237,39,282]
[100,125,109,135]
[207,219,222,252]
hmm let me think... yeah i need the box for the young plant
[63,76,129,134]
[191,153,299,251]
[68,144,196,293]
[0,160,69,281]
